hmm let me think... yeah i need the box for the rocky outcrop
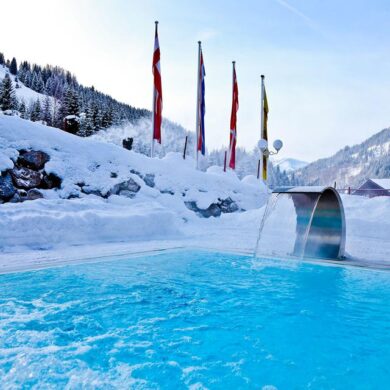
[1,149,62,204]
[185,197,239,218]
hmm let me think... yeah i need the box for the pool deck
[0,237,388,275]
[0,207,389,274]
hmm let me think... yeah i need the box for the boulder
[110,178,141,198]
[0,172,16,201]
[11,167,42,189]
[9,192,22,203]
[202,203,222,218]
[184,201,221,218]
[41,172,62,189]
[218,197,239,213]
[184,197,238,218]
[81,186,107,198]
[17,150,50,170]
[143,174,155,188]
[26,189,44,201]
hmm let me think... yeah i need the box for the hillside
[0,54,148,134]
[291,128,390,188]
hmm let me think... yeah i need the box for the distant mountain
[273,158,308,173]
[291,128,390,188]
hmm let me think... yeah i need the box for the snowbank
[0,197,179,250]
[0,115,267,252]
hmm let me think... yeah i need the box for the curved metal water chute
[255,187,346,260]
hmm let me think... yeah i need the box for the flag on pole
[261,78,269,180]
[152,21,162,147]
[196,44,206,156]
[228,62,239,169]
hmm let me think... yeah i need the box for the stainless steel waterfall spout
[272,187,346,260]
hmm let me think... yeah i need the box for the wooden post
[257,159,261,179]
[223,151,227,172]
[183,135,188,159]
[348,186,351,195]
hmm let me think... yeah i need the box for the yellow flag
[262,87,269,180]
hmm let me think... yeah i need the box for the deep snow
[0,114,389,271]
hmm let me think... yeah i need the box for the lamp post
[258,138,283,185]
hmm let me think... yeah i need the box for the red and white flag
[228,62,239,169]
[152,21,162,145]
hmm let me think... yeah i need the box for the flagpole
[151,20,158,158]
[260,74,265,183]
[195,41,201,170]
[227,61,235,170]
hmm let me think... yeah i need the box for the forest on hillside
[0,52,149,136]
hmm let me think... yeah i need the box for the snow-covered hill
[292,128,390,188]
[273,158,308,173]
[0,114,268,250]
[91,117,197,160]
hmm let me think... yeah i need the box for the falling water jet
[254,186,346,261]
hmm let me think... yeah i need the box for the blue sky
[1,0,390,161]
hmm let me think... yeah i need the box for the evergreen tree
[30,99,42,121]
[0,74,17,111]
[10,57,17,75]
[24,70,32,88]
[42,95,52,125]
[19,99,28,119]
[0,52,5,65]
[31,72,45,93]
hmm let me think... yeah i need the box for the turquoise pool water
[0,251,389,389]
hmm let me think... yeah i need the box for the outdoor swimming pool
[0,251,389,388]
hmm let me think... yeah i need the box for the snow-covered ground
[0,114,389,272]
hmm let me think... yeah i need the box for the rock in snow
[17,150,50,170]
[0,172,16,201]
[10,167,42,189]
[109,178,141,198]
[26,189,44,201]
[184,197,239,218]
[41,172,62,189]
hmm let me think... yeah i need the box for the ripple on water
[0,251,389,388]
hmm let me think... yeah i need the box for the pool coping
[0,243,389,276]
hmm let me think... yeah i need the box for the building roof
[369,179,390,189]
